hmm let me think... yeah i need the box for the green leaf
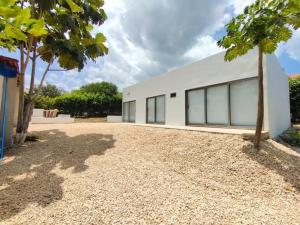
[4,24,27,41]
[27,20,48,36]
[261,39,277,53]
[0,6,18,18]
[98,43,108,55]
[0,0,16,7]
[14,8,31,25]
[95,33,106,43]
[66,0,82,13]
[86,24,93,31]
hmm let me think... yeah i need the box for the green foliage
[34,82,122,117]
[0,0,47,50]
[280,128,300,146]
[0,0,108,70]
[38,84,65,98]
[289,76,300,122]
[37,0,108,70]
[80,82,118,96]
[218,0,297,61]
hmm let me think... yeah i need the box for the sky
[1,0,300,92]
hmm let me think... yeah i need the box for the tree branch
[48,69,71,72]
[32,55,54,100]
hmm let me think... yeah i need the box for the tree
[37,84,65,98]
[80,82,118,96]
[0,0,108,143]
[218,0,298,149]
[289,76,300,122]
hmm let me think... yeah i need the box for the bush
[289,76,300,122]
[280,128,300,147]
[32,82,122,117]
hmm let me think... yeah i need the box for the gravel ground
[0,123,299,225]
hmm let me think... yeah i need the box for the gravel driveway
[0,123,299,225]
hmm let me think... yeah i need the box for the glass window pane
[230,79,258,126]
[129,101,136,122]
[207,85,228,125]
[156,96,165,123]
[187,89,205,124]
[147,98,155,123]
[123,102,129,122]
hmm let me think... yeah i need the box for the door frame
[146,94,166,124]
[122,100,136,123]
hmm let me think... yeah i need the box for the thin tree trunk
[21,42,37,138]
[19,54,53,144]
[16,41,31,144]
[254,44,264,150]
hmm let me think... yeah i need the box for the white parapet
[31,116,74,124]
[32,108,44,117]
[31,109,74,124]
[107,115,122,123]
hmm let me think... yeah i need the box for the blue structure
[0,56,18,159]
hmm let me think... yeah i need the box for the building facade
[122,50,291,138]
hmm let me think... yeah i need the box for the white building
[122,50,291,138]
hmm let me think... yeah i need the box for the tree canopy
[217,0,300,149]
[80,82,118,96]
[37,84,65,98]
[35,82,122,117]
[289,75,300,122]
[218,0,295,61]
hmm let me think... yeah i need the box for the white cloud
[276,29,300,62]
[184,36,223,61]
[41,0,262,91]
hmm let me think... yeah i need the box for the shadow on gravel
[0,129,115,221]
[242,141,300,193]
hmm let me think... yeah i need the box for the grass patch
[280,129,300,147]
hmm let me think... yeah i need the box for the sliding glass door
[206,85,229,125]
[230,79,258,126]
[123,101,136,122]
[187,89,205,125]
[185,78,258,127]
[147,95,165,124]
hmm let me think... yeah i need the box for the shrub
[289,76,300,122]
[280,128,300,147]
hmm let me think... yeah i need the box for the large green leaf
[28,20,48,36]
[14,8,31,25]
[66,0,82,13]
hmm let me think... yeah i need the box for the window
[170,93,176,98]
[230,79,258,126]
[123,100,136,122]
[146,95,165,124]
[206,85,229,125]
[187,89,205,125]
[185,78,258,127]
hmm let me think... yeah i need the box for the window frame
[185,77,258,127]
[122,100,136,123]
[146,94,166,124]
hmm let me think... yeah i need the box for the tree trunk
[254,44,264,150]
[21,43,37,143]
[16,45,27,144]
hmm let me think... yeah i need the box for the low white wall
[32,108,44,117]
[31,116,74,124]
[107,115,122,123]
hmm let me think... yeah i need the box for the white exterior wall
[123,50,259,126]
[0,77,18,147]
[123,50,290,137]
[264,54,291,137]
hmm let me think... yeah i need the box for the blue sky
[1,0,299,92]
